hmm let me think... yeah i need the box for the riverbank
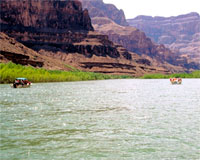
[141,71,200,79]
[1,62,200,84]
[0,62,132,84]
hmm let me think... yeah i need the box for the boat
[11,78,31,88]
[170,78,182,85]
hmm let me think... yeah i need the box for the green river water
[0,79,200,160]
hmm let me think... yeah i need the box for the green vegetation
[1,62,199,84]
[0,62,132,84]
[141,70,200,79]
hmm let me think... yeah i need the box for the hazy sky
[103,0,200,19]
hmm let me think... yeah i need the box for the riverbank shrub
[1,62,199,83]
[141,70,200,79]
[0,62,132,84]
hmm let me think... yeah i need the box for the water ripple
[0,79,200,159]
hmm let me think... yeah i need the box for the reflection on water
[0,79,200,159]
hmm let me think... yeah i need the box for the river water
[0,79,200,160]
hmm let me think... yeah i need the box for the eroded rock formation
[0,32,44,67]
[80,0,129,26]
[0,32,78,70]
[0,0,171,76]
[92,17,187,72]
[127,12,200,69]
[1,0,94,31]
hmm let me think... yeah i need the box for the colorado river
[0,79,200,159]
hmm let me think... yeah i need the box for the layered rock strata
[79,0,199,71]
[1,0,94,31]
[0,32,76,70]
[92,17,186,72]
[0,32,44,67]
[0,0,170,76]
[127,12,200,69]
[80,0,129,26]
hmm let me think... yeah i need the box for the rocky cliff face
[1,0,94,31]
[0,0,170,76]
[0,32,82,70]
[80,0,129,26]
[0,31,170,76]
[127,12,200,69]
[0,32,44,67]
[0,0,119,60]
[92,17,188,72]
[80,0,198,71]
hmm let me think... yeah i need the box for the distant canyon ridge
[127,12,200,68]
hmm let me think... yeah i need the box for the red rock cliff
[0,0,171,76]
[80,0,129,26]
[1,0,94,31]
[127,12,200,69]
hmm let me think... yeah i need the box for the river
[0,79,200,160]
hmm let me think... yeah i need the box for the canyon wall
[0,0,170,76]
[80,0,129,26]
[127,12,200,69]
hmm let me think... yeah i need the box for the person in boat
[13,79,20,88]
[170,77,182,84]
[13,81,17,88]
[13,78,31,88]
[24,79,30,85]
[21,80,25,85]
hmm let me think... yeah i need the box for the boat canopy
[16,78,28,80]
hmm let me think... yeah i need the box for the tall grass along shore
[0,62,131,84]
[141,71,200,79]
[1,62,199,84]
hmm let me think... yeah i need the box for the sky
[103,0,200,19]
